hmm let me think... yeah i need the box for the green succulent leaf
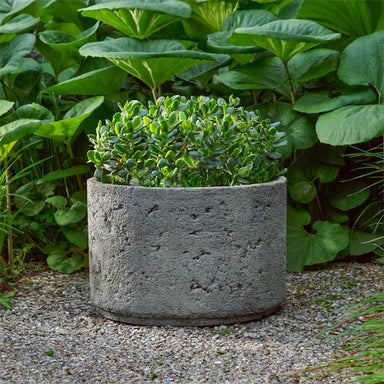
[0,14,39,34]
[316,105,384,145]
[47,250,85,274]
[79,38,216,89]
[54,201,87,226]
[287,206,349,272]
[35,96,104,142]
[228,19,340,61]
[80,0,191,39]
[298,0,384,37]
[0,119,41,146]
[338,31,384,100]
[47,65,127,95]
[330,182,370,211]
[293,89,377,114]
[0,33,35,77]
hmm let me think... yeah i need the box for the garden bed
[1,261,383,383]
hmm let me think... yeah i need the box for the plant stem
[251,90,258,105]
[65,140,84,191]
[151,88,158,102]
[5,162,14,268]
[282,59,296,104]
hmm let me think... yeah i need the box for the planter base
[96,304,283,327]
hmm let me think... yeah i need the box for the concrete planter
[87,177,287,326]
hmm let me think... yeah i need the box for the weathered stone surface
[87,177,287,326]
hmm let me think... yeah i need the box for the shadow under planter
[87,177,287,326]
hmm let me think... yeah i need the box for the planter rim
[87,175,286,192]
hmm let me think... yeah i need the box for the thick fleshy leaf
[228,19,340,61]
[0,33,35,77]
[0,119,40,146]
[54,201,87,226]
[298,0,384,37]
[349,230,383,256]
[0,103,54,125]
[287,206,349,272]
[0,14,39,34]
[0,100,14,117]
[207,10,277,54]
[48,66,126,95]
[35,96,104,142]
[62,225,88,247]
[293,89,377,114]
[47,250,85,274]
[80,0,191,39]
[39,22,99,56]
[330,182,370,211]
[338,31,384,99]
[37,165,91,184]
[258,102,317,159]
[79,38,215,89]
[316,105,384,145]
[288,154,339,203]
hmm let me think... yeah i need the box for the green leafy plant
[88,95,286,187]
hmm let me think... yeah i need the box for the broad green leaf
[330,182,370,211]
[298,0,384,37]
[54,201,87,226]
[0,0,35,24]
[293,89,377,114]
[79,38,215,89]
[257,102,317,159]
[0,100,14,117]
[46,195,67,208]
[207,10,277,55]
[37,165,91,184]
[0,33,35,77]
[80,0,191,39]
[38,0,87,27]
[62,225,88,247]
[228,19,340,61]
[14,180,55,216]
[47,250,85,274]
[316,105,384,145]
[287,206,349,272]
[0,103,54,125]
[338,31,384,100]
[288,154,339,203]
[35,96,104,142]
[0,14,39,34]
[349,230,383,256]
[0,119,40,146]
[39,22,99,57]
[48,65,127,95]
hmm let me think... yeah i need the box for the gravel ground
[1,261,383,384]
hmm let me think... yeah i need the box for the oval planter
[87,177,287,326]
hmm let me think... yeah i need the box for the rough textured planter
[87,177,286,326]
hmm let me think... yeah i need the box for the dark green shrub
[87,95,286,187]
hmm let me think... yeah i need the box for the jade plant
[87,95,286,187]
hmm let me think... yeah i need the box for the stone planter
[87,177,286,326]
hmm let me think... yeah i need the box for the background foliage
[0,0,383,281]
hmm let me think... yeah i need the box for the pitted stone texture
[87,177,287,326]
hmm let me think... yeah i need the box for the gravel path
[1,261,383,384]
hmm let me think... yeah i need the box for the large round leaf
[47,250,85,274]
[0,14,39,34]
[207,10,277,55]
[54,201,87,226]
[62,225,88,247]
[258,102,317,159]
[298,0,384,37]
[338,31,384,100]
[80,0,191,39]
[0,119,41,146]
[287,206,349,272]
[228,19,340,61]
[48,65,127,95]
[0,33,35,77]
[79,38,216,89]
[0,103,54,125]
[293,89,377,114]
[35,96,104,142]
[316,105,384,145]
[330,181,370,211]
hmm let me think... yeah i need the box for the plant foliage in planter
[87,95,287,187]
